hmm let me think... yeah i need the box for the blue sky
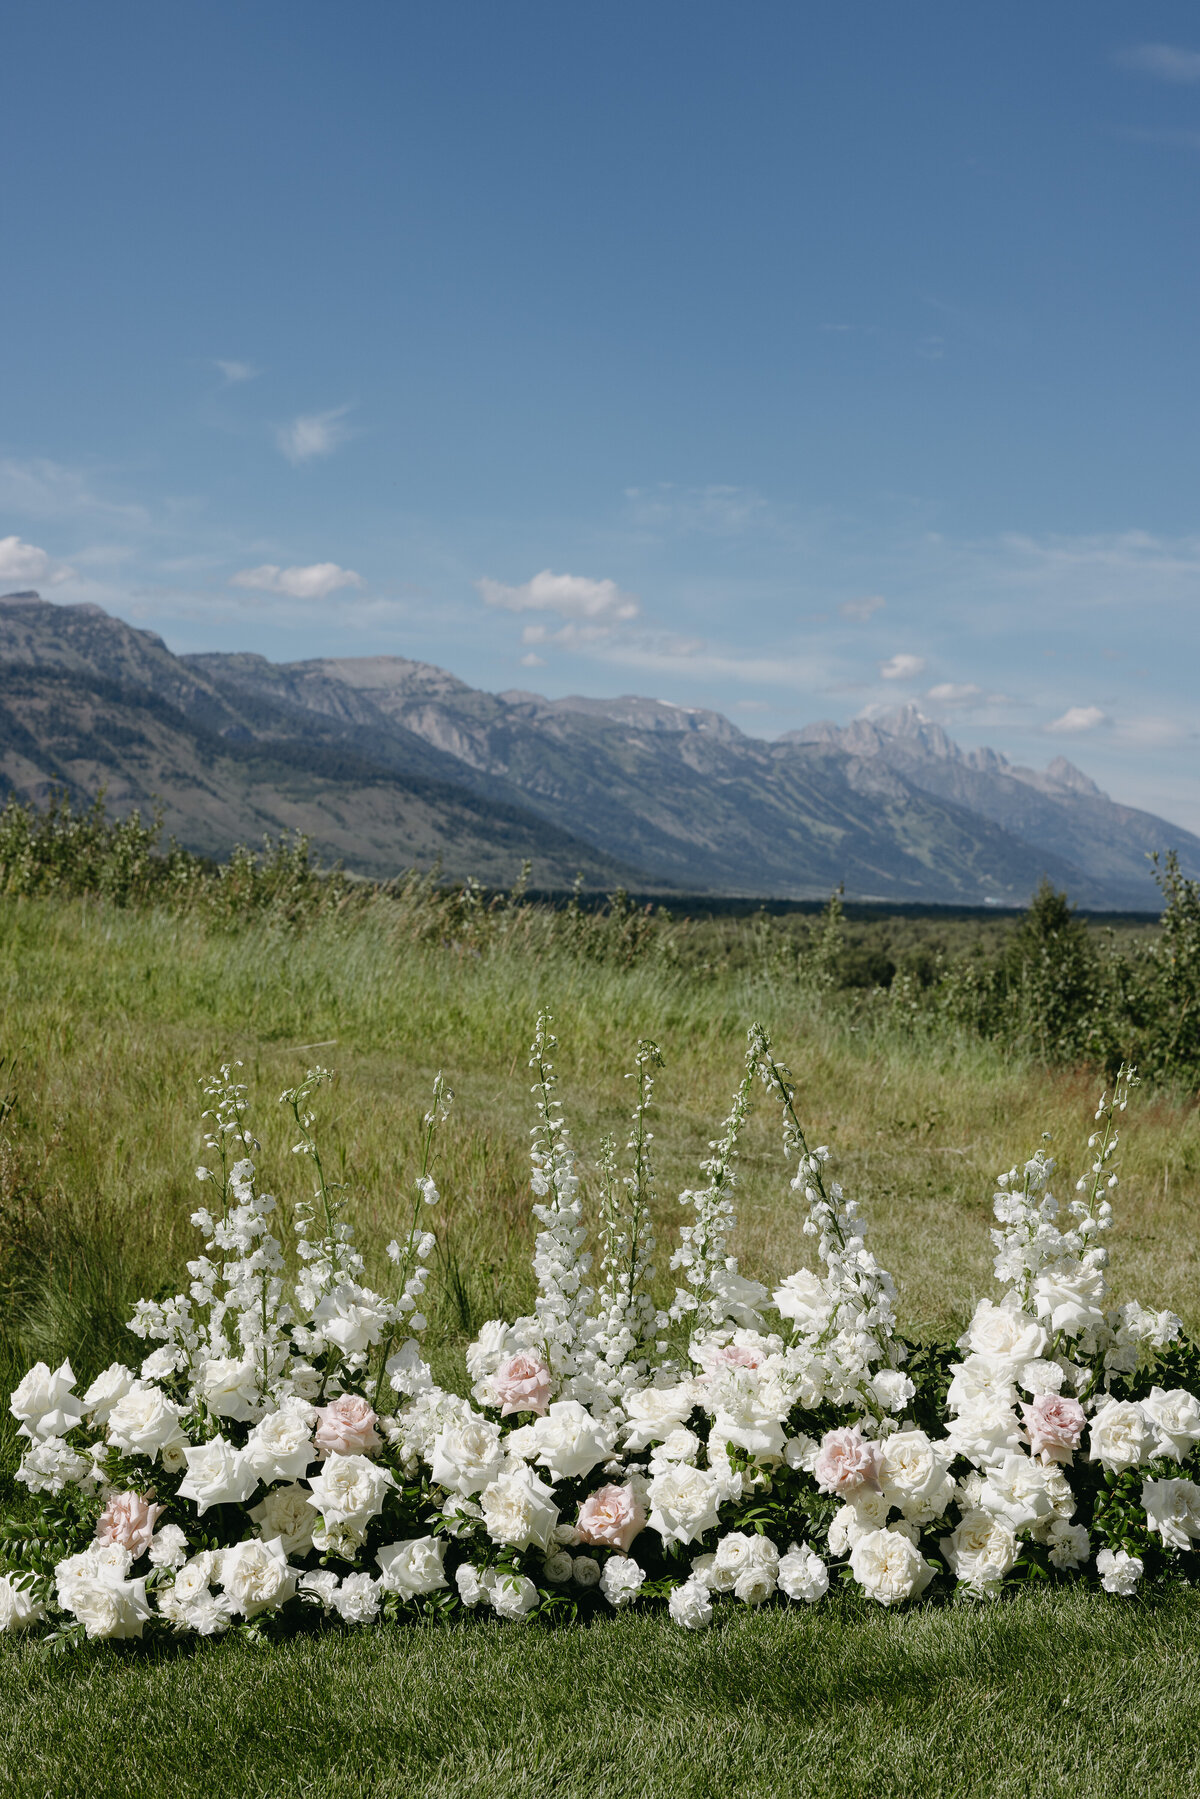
[4,4,1200,825]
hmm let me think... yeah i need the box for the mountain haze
[0,592,1194,908]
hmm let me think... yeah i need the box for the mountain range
[0,589,1194,910]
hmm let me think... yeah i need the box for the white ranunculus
[646,1464,722,1547]
[81,1363,136,1424]
[942,1509,1017,1593]
[945,1395,1023,1467]
[0,1574,45,1633]
[849,1529,933,1606]
[980,1453,1059,1532]
[772,1268,831,1333]
[490,1572,539,1619]
[599,1555,645,1608]
[194,1357,261,1424]
[429,1414,508,1496]
[963,1299,1048,1370]
[1141,1476,1200,1551]
[334,1573,381,1625]
[221,1537,296,1617]
[869,1370,916,1414]
[777,1543,830,1604]
[1032,1263,1107,1338]
[479,1466,560,1552]
[376,1536,448,1598]
[106,1383,186,1461]
[542,1550,574,1583]
[668,1576,713,1629]
[455,1563,495,1608]
[243,1409,314,1484]
[307,1454,396,1528]
[878,1429,955,1524]
[529,1401,618,1482]
[1088,1400,1154,1473]
[1141,1387,1200,1462]
[177,1438,259,1514]
[1096,1547,1143,1595]
[249,1483,317,1556]
[62,1573,152,1640]
[572,1555,602,1588]
[312,1282,393,1355]
[11,1359,85,1442]
[622,1384,698,1452]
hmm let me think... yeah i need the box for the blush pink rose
[699,1343,763,1378]
[1022,1393,1086,1463]
[95,1490,164,1556]
[492,1353,552,1417]
[576,1483,647,1552]
[313,1394,381,1458]
[814,1426,882,1497]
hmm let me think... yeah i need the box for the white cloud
[1117,43,1200,83]
[231,562,364,601]
[927,682,983,704]
[479,569,640,627]
[0,457,150,527]
[0,535,73,587]
[1046,706,1108,734]
[839,594,886,622]
[276,406,354,464]
[880,653,926,680]
[519,651,547,667]
[623,484,771,535]
[215,359,259,384]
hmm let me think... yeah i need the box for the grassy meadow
[3,891,1200,1797]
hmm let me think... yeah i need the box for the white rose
[572,1555,602,1588]
[106,1384,186,1461]
[1141,1476,1200,1551]
[479,1466,559,1551]
[171,1555,216,1607]
[221,1537,296,1617]
[455,1563,495,1608]
[945,1395,1023,1467]
[946,1357,1019,1411]
[778,1543,829,1603]
[195,1357,261,1424]
[1141,1388,1200,1462]
[312,1282,393,1355]
[307,1454,396,1528]
[0,1574,45,1633]
[827,1489,890,1559]
[980,1453,1059,1532]
[82,1363,136,1425]
[648,1428,701,1474]
[542,1551,574,1583]
[709,1531,779,1593]
[177,1438,259,1514]
[773,1268,830,1332]
[376,1536,448,1598]
[490,1572,539,1620]
[1089,1400,1154,1473]
[243,1409,314,1484]
[249,1483,317,1556]
[869,1370,916,1414]
[646,1464,722,1547]
[62,1573,152,1640]
[849,1529,933,1606]
[1032,1263,1107,1338]
[1096,1546,1143,1595]
[529,1401,617,1482]
[942,1509,1017,1593]
[429,1415,507,1496]
[11,1359,85,1442]
[963,1299,1048,1370]
[334,1573,381,1625]
[878,1429,955,1524]
[181,1592,235,1636]
[599,1555,645,1608]
[668,1576,713,1629]
[622,1384,698,1452]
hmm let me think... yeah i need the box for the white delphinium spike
[668,1032,767,1335]
[527,1012,598,1396]
[381,1072,454,1406]
[593,1041,667,1399]
[754,1026,901,1415]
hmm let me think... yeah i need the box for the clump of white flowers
[4,1033,1199,1646]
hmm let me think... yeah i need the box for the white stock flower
[942,1510,1017,1593]
[1096,1547,1143,1595]
[147,1523,191,1569]
[106,1384,186,1461]
[376,1536,449,1598]
[249,1483,317,1556]
[1044,1520,1090,1570]
[646,1464,722,1547]
[243,1409,314,1484]
[777,1543,829,1604]
[479,1466,559,1552]
[527,1401,618,1482]
[708,1531,779,1596]
[490,1572,539,1619]
[668,1576,713,1629]
[848,1529,933,1606]
[869,1370,916,1414]
[299,1570,341,1608]
[334,1573,381,1624]
[878,1430,955,1524]
[429,1414,507,1496]
[1140,1388,1200,1462]
[221,1537,297,1617]
[17,1437,93,1495]
[1089,1400,1154,1473]
[600,1556,645,1608]
[0,1575,45,1633]
[307,1454,396,1528]
[82,1363,136,1425]
[10,1359,84,1442]
[1141,1477,1200,1551]
[177,1438,259,1514]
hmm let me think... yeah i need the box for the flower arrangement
[2,1015,1197,1646]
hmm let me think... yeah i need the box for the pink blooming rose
[492,1353,552,1417]
[1022,1393,1086,1463]
[699,1343,763,1379]
[313,1395,381,1458]
[576,1483,647,1552]
[95,1490,164,1556]
[814,1426,882,1497]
